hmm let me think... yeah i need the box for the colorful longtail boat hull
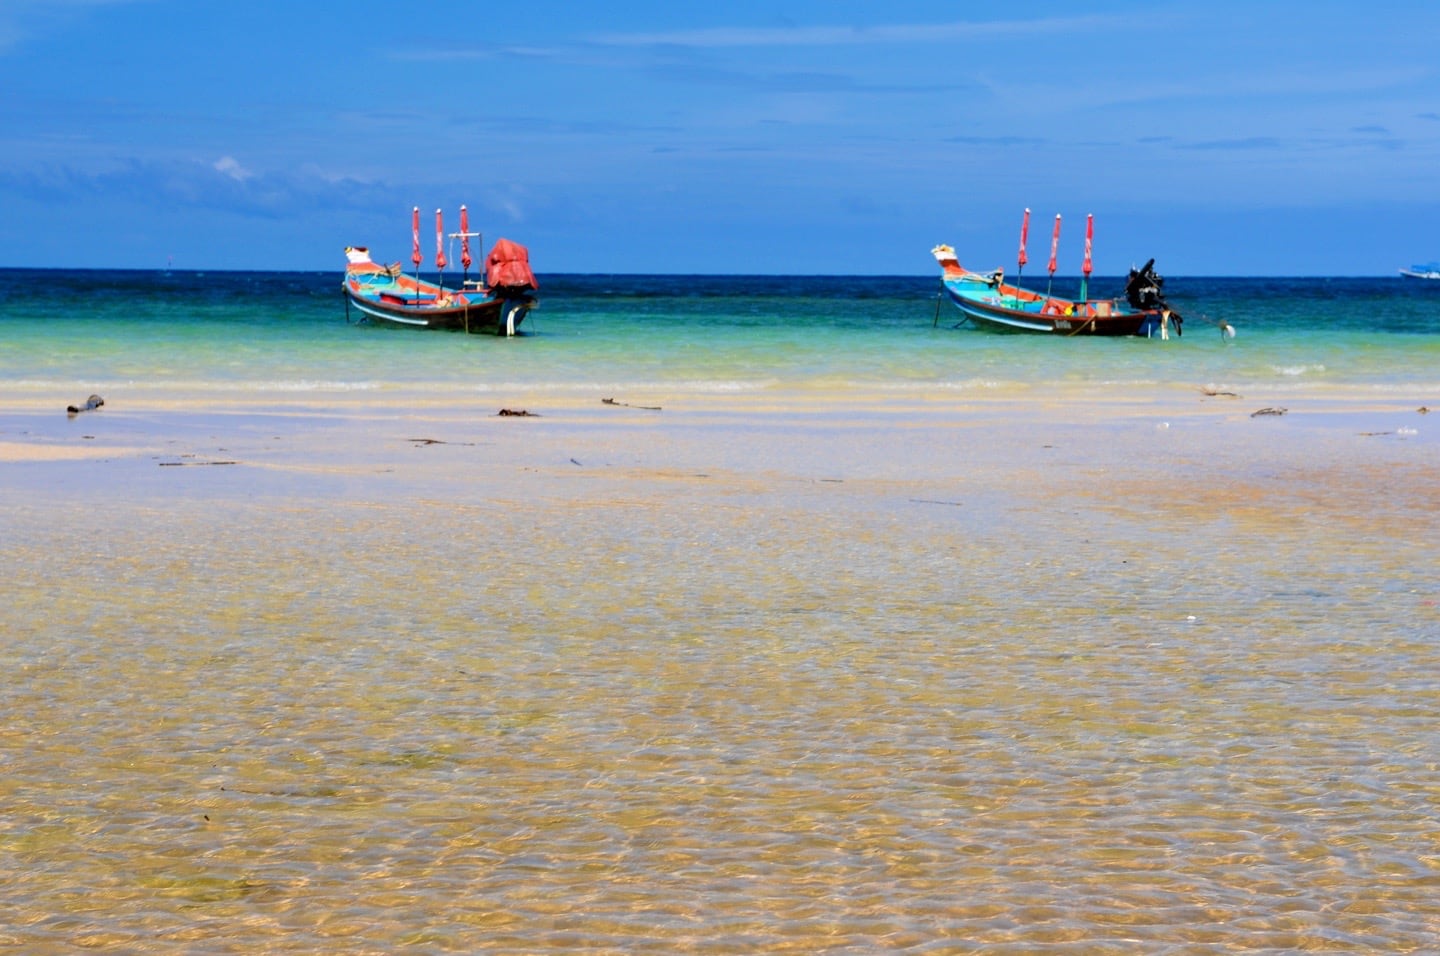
[342,241,537,336]
[931,244,1181,338]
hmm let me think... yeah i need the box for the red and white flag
[435,209,447,270]
[1018,208,1030,268]
[1047,214,1061,274]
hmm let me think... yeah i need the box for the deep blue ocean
[3,269,1439,403]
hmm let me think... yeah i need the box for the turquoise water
[3,269,1439,401]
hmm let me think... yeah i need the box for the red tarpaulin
[1047,214,1061,274]
[1082,214,1094,277]
[435,209,447,270]
[486,238,537,291]
[1017,208,1030,268]
[459,205,472,271]
[411,207,421,267]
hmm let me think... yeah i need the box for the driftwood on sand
[602,398,662,411]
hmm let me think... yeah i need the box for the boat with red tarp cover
[343,206,537,335]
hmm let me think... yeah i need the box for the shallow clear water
[4,270,1440,404]
[2,269,1439,951]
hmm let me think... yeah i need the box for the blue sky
[1,1,1437,275]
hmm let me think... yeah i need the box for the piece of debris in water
[602,397,662,411]
[67,394,104,415]
[1251,407,1287,417]
[498,408,538,417]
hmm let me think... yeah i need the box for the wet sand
[4,382,1433,466]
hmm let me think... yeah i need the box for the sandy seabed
[4,384,1440,952]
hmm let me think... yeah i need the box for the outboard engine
[1125,259,1165,311]
[1125,258,1182,335]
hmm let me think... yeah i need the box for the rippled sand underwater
[4,405,1439,951]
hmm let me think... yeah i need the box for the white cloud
[214,155,253,181]
[589,16,1122,49]
[0,0,154,54]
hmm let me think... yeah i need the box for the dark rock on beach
[66,394,104,415]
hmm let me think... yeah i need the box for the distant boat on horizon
[1399,262,1440,280]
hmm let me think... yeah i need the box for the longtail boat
[932,210,1182,338]
[343,206,537,335]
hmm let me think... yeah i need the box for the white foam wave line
[4,377,1438,398]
